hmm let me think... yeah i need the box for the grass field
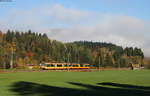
[0,70,150,96]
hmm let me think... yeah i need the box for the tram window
[47,65,51,67]
[80,64,83,67]
[46,64,55,67]
[64,64,67,67]
[64,64,70,67]
[69,65,72,67]
[57,64,62,67]
[50,64,55,67]
[85,65,89,67]
[73,65,78,67]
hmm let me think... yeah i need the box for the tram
[40,63,90,70]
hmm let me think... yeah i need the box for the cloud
[0,4,150,56]
[0,4,92,31]
[48,15,150,56]
[46,4,91,25]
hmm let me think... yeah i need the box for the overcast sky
[0,0,150,56]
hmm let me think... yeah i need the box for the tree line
[0,30,147,69]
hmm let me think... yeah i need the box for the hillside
[0,30,147,68]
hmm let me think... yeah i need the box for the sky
[0,0,150,56]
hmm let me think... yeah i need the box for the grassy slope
[0,70,150,96]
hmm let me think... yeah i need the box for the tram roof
[42,63,89,65]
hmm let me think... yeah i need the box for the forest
[0,30,148,69]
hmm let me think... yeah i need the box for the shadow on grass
[10,81,150,96]
[98,82,150,91]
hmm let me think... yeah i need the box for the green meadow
[0,70,150,96]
